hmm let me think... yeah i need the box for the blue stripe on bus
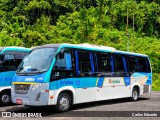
[97,77,104,87]
[74,50,79,76]
[66,53,72,70]
[49,77,97,90]
[124,77,130,86]
[110,56,114,72]
[94,53,98,72]
[90,52,94,73]
[122,56,127,72]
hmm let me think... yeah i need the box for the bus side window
[51,49,74,81]
[74,50,94,77]
[0,53,16,71]
[127,56,138,74]
[113,54,128,76]
[95,53,112,73]
[138,57,151,73]
[146,58,151,73]
[15,52,28,68]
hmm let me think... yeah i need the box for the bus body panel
[0,47,30,88]
[11,44,152,107]
[0,71,16,86]
[12,72,151,106]
[0,47,30,105]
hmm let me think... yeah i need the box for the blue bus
[0,47,30,106]
[11,43,152,112]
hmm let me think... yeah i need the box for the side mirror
[0,54,4,61]
[56,51,64,59]
[56,49,69,59]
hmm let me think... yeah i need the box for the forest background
[0,0,159,90]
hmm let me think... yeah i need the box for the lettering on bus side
[60,80,73,86]
[110,80,120,84]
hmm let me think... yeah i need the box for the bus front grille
[14,84,30,94]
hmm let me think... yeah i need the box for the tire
[55,93,71,112]
[0,92,11,106]
[131,88,139,101]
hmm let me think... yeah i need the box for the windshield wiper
[29,68,40,72]
[17,67,23,72]
[16,68,47,76]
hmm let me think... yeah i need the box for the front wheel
[131,88,139,101]
[55,93,71,112]
[0,92,11,106]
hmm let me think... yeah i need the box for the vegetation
[0,0,159,90]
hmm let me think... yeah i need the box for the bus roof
[0,46,30,53]
[33,43,148,57]
[60,43,148,57]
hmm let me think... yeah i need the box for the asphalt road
[0,92,160,119]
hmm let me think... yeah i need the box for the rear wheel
[131,88,139,101]
[0,92,11,106]
[55,93,71,112]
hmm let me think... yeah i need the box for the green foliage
[0,0,160,90]
[152,73,160,91]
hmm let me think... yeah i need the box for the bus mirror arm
[56,51,64,59]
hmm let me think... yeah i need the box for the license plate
[16,99,22,104]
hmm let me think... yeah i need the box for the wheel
[55,93,71,112]
[131,88,139,101]
[0,92,11,106]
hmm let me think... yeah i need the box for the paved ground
[0,92,160,119]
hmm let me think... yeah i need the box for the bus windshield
[17,48,57,74]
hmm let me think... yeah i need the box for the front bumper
[11,82,52,106]
[12,91,49,106]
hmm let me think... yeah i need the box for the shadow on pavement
[5,97,150,117]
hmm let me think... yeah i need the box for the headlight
[31,83,45,91]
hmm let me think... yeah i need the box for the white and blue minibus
[11,43,152,112]
[0,47,30,106]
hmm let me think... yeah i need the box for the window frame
[73,49,95,77]
[50,48,75,81]
[0,51,17,71]
[94,51,112,73]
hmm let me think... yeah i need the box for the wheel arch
[132,85,140,96]
[0,87,11,94]
[55,86,75,105]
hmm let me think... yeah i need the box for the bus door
[50,48,75,90]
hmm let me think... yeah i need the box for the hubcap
[59,96,69,111]
[133,90,138,100]
[2,95,10,103]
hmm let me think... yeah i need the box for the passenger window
[127,56,138,73]
[114,54,126,72]
[74,50,94,77]
[138,57,150,72]
[146,58,151,72]
[0,53,16,71]
[95,53,112,72]
[4,54,14,60]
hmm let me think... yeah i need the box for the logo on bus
[25,78,35,81]
[109,79,120,84]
